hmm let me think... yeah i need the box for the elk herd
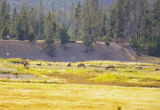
[20,60,160,72]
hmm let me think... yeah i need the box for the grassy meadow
[0,58,160,110]
[0,82,160,110]
[0,58,160,87]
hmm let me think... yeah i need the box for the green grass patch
[0,58,160,87]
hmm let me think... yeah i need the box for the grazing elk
[135,66,142,70]
[78,63,86,68]
[67,63,72,67]
[37,63,42,66]
[21,61,30,68]
[155,68,160,71]
[105,65,115,70]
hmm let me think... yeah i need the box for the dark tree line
[109,0,160,56]
[0,0,159,56]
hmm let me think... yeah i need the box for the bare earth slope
[0,40,133,62]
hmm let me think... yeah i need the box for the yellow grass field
[0,82,160,110]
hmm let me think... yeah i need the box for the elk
[37,63,42,66]
[67,63,72,67]
[155,68,160,71]
[105,65,115,70]
[77,63,86,68]
[21,61,30,68]
[135,66,142,70]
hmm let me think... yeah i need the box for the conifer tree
[16,5,29,40]
[149,0,160,56]
[0,0,10,39]
[28,26,36,42]
[36,0,45,39]
[44,12,57,57]
[72,2,82,40]
[10,7,17,38]
[82,0,101,52]
[108,7,116,39]
[59,24,70,49]
[115,0,125,38]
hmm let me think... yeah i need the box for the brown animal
[155,68,160,71]
[78,63,86,68]
[135,66,142,70]
[118,106,122,110]
[67,63,72,67]
[37,63,42,66]
[105,65,115,70]
[21,61,30,67]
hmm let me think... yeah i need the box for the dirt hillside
[0,40,135,62]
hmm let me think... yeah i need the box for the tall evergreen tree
[141,1,152,50]
[82,0,101,52]
[28,26,36,42]
[115,0,125,38]
[123,0,131,38]
[44,12,57,57]
[149,0,160,56]
[59,25,70,49]
[10,7,17,38]
[108,0,128,44]
[36,0,45,39]
[16,6,28,40]
[108,7,117,39]
[0,0,10,39]
[72,2,82,40]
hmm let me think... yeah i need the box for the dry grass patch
[0,83,160,110]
